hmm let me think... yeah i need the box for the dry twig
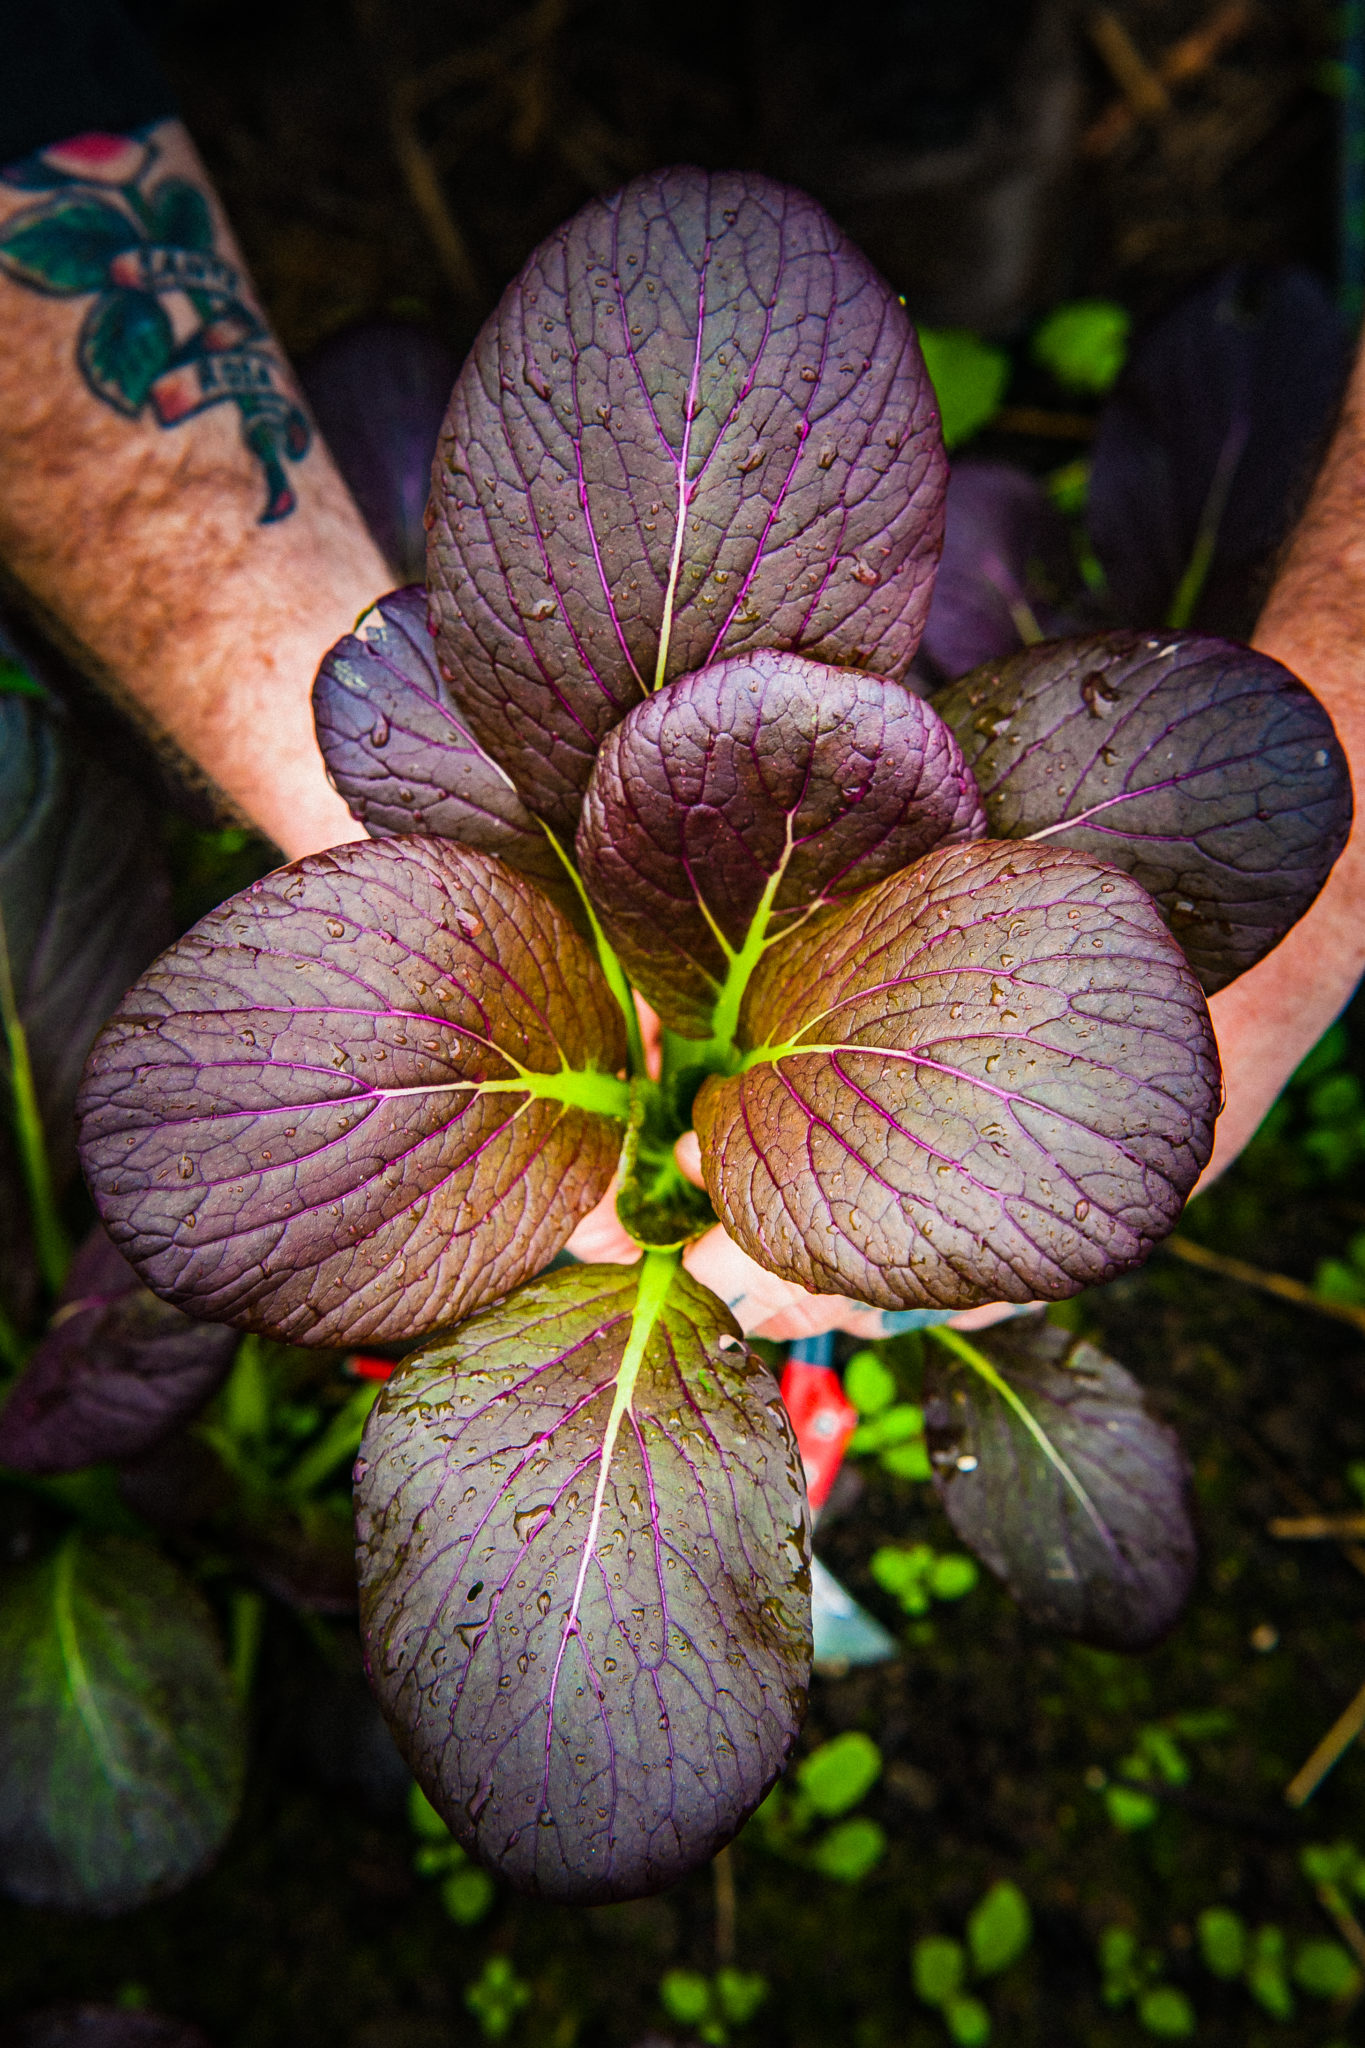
[1084,0,1256,157]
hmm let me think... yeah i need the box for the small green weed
[753,1731,887,1883]
[870,1542,979,1616]
[1030,299,1130,395]
[912,1881,1032,2044]
[464,1956,531,2040]
[1098,1927,1195,2038]
[658,1966,767,2045]
[408,1782,496,1925]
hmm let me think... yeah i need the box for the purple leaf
[577,650,985,1037]
[0,1225,236,1476]
[1088,266,1350,636]
[76,839,628,1348]
[312,586,577,918]
[923,1316,1196,1649]
[919,460,1074,682]
[0,2008,210,2048]
[694,839,1219,1309]
[935,631,1353,994]
[427,167,946,837]
[356,1258,811,1903]
[0,1534,244,1913]
[0,669,173,1187]
[299,319,458,583]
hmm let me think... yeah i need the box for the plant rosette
[75,168,1351,1903]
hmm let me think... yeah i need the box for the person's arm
[1198,347,1365,1178]
[0,116,386,858]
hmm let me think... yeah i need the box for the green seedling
[753,1731,887,1883]
[843,1347,934,1480]
[409,1783,495,1926]
[659,1966,767,2045]
[1098,1927,1195,2038]
[912,1882,1032,2045]
[465,1956,531,2041]
[916,329,1010,448]
[1098,1712,1230,1831]
[870,1543,978,1617]
[1030,299,1130,396]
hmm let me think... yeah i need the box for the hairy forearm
[1200,346,1365,1179]
[0,120,387,859]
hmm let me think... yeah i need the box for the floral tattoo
[0,129,310,522]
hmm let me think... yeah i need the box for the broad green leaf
[1196,1906,1247,1979]
[809,1815,886,1882]
[914,1935,966,2007]
[0,1533,244,1912]
[917,329,1009,448]
[1031,301,1129,397]
[795,1730,881,1817]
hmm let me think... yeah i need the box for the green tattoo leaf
[78,289,175,415]
[147,177,213,252]
[0,196,140,294]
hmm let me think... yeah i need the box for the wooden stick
[1312,1877,1365,1973]
[1163,1235,1365,1337]
[1084,0,1255,157]
[991,406,1095,440]
[1088,10,1171,119]
[1271,1515,1365,1540]
[1287,1678,1365,1806]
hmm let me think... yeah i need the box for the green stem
[0,906,69,1293]
[1166,417,1248,630]
[285,1384,381,1498]
[229,1588,266,1701]
[0,1295,26,1375]
[707,849,791,1049]
[541,825,647,1078]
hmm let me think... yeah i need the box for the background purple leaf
[918,460,1074,683]
[0,1225,237,1476]
[312,586,577,918]
[1087,265,1350,638]
[77,840,627,1348]
[0,660,173,1323]
[0,2008,210,2048]
[427,166,946,837]
[299,319,458,584]
[577,650,985,1037]
[694,839,1219,1310]
[923,1316,1196,1650]
[935,631,1352,994]
[356,1259,811,1903]
[0,1534,244,1913]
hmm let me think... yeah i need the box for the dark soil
[5,4,1365,2044]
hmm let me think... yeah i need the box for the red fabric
[779,1360,857,1511]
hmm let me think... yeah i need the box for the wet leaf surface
[77,840,627,1347]
[936,631,1352,993]
[427,167,945,836]
[356,1259,811,1902]
[695,839,1219,1308]
[577,650,984,1036]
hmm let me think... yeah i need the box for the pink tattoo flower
[39,133,152,187]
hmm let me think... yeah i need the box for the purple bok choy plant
[75,170,1351,1904]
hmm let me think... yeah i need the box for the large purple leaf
[356,1258,811,1903]
[919,460,1074,683]
[312,585,575,916]
[76,840,628,1348]
[922,1317,1196,1649]
[427,167,946,838]
[1087,265,1350,638]
[577,650,985,1038]
[935,631,1353,994]
[693,839,1219,1309]
[0,1225,236,1476]
[299,319,458,584]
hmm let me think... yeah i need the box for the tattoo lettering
[0,129,310,522]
